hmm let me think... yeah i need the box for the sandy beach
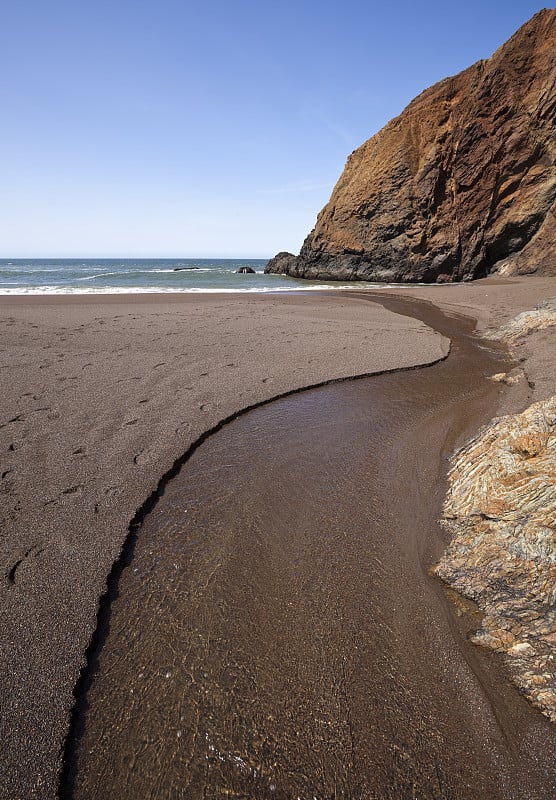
[0,291,447,799]
[1,279,555,798]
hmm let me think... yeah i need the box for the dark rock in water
[173,267,200,271]
[265,252,299,274]
[265,9,556,283]
[236,266,256,274]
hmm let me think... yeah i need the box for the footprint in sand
[0,414,24,430]
[6,545,45,585]
[62,484,85,497]
[133,448,156,467]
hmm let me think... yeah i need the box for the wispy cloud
[300,104,358,151]
[315,115,356,150]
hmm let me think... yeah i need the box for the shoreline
[1,279,555,797]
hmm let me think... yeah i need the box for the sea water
[0,258,388,294]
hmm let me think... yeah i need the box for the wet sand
[0,292,447,800]
[63,294,556,799]
[1,280,555,798]
[375,275,556,410]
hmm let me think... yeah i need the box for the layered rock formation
[435,397,556,721]
[266,9,556,283]
[435,301,556,722]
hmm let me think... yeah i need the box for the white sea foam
[0,284,383,296]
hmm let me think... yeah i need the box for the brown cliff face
[266,9,556,283]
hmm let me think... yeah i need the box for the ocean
[0,258,385,295]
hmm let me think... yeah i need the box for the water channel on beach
[62,296,556,799]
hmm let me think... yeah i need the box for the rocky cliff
[266,9,556,283]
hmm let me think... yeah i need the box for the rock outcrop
[487,297,556,343]
[266,9,556,283]
[435,397,556,722]
[435,301,556,723]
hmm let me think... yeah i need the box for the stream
[62,295,556,799]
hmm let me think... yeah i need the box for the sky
[0,1,549,258]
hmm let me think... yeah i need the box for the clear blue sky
[0,1,548,257]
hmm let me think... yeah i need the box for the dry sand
[1,278,555,798]
[0,291,447,799]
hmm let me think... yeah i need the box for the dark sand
[0,292,446,799]
[65,294,556,799]
[1,280,555,798]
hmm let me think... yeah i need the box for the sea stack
[266,9,556,283]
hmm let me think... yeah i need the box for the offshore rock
[266,9,556,283]
[265,252,299,275]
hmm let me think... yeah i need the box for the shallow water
[64,296,556,799]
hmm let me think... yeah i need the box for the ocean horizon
[0,258,394,295]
